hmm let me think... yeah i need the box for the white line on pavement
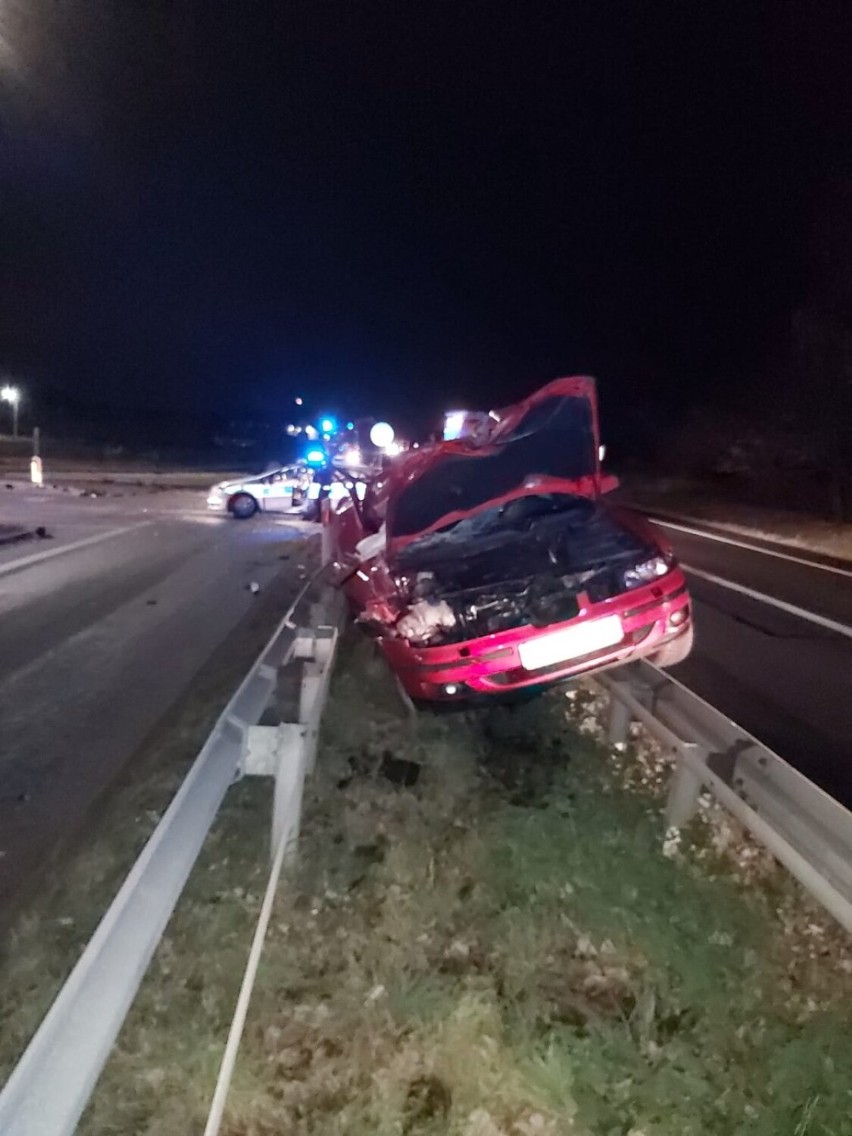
[650,517,852,579]
[0,522,152,579]
[683,563,852,640]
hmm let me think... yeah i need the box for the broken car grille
[442,565,625,643]
[394,494,657,646]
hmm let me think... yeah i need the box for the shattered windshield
[392,394,596,537]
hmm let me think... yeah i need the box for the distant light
[346,421,355,430]
[443,411,466,440]
[305,448,326,465]
[370,421,394,448]
[1,385,20,405]
[295,397,303,406]
[598,444,607,462]
[304,424,318,439]
[384,441,402,456]
[343,447,362,466]
[319,416,336,434]
[322,433,331,441]
[443,683,460,696]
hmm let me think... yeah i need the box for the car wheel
[230,492,258,519]
[650,623,694,668]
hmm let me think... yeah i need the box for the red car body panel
[328,376,692,701]
[373,376,607,554]
[381,568,690,700]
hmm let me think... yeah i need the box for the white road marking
[683,563,852,641]
[649,516,852,579]
[0,522,152,578]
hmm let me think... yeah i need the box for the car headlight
[623,555,671,589]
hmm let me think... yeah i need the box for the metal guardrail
[0,574,341,1136]
[599,660,852,932]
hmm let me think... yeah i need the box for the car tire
[649,622,694,668]
[230,492,258,519]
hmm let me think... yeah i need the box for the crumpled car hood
[384,375,608,554]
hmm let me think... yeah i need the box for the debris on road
[0,525,30,546]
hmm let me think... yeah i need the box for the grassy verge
[69,634,852,1136]
[0,537,316,1084]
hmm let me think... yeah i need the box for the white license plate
[517,615,623,671]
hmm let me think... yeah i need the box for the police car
[206,464,325,520]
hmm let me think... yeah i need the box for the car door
[258,470,296,512]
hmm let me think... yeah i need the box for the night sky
[1,1,850,440]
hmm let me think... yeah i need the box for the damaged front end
[389,493,661,647]
[333,376,693,701]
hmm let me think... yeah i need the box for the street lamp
[1,385,20,438]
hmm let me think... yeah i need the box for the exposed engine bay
[391,493,657,645]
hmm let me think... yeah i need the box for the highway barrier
[600,660,852,932]
[3,594,852,1134]
[0,571,341,1136]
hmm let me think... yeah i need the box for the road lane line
[683,563,852,640]
[648,516,852,579]
[0,522,152,578]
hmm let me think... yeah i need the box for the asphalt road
[641,514,852,806]
[0,482,311,909]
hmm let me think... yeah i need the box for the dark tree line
[665,180,852,523]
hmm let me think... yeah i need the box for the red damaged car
[327,376,692,702]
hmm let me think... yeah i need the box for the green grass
[51,635,852,1135]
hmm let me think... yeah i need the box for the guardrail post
[271,725,309,858]
[665,743,707,829]
[607,696,631,747]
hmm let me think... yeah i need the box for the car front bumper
[381,568,691,701]
[206,493,229,513]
